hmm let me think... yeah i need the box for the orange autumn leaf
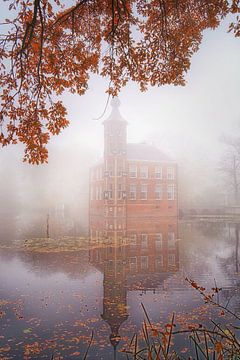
[0,0,239,163]
[215,342,223,353]
[151,328,158,337]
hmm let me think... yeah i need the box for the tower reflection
[89,215,179,358]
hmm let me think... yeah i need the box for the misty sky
[54,16,240,165]
[0,11,240,213]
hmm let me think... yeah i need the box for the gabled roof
[127,143,172,162]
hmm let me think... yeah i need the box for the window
[141,234,148,249]
[108,165,114,177]
[117,166,123,176]
[168,232,175,248]
[167,184,175,200]
[96,186,99,200]
[108,183,113,199]
[129,184,136,200]
[130,257,137,270]
[107,260,114,270]
[130,234,137,248]
[140,184,148,200]
[118,183,122,199]
[99,185,102,200]
[117,237,123,246]
[99,167,102,180]
[167,167,175,180]
[155,166,162,179]
[141,256,148,270]
[155,233,163,250]
[129,164,137,178]
[155,256,163,269]
[90,229,93,240]
[90,186,94,200]
[95,250,99,262]
[168,254,176,266]
[140,165,148,178]
[155,184,163,200]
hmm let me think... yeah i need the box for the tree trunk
[235,224,239,274]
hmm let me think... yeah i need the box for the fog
[0,17,240,242]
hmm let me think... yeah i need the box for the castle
[89,98,178,357]
[89,97,178,239]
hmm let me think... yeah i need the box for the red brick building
[89,97,178,232]
[89,104,178,354]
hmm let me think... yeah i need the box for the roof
[127,143,172,162]
[90,143,173,169]
[102,97,128,124]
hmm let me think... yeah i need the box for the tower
[103,98,128,245]
[101,252,129,359]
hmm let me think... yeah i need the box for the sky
[50,15,240,168]
[0,10,240,223]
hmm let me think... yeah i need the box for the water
[0,220,239,359]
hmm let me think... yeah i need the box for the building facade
[89,97,178,235]
[89,101,178,354]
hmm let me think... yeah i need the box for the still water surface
[0,220,239,359]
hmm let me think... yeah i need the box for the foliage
[0,0,240,163]
[120,281,240,359]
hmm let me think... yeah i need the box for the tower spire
[110,97,121,110]
[103,97,127,123]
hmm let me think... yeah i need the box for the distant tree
[219,135,240,205]
[0,0,240,164]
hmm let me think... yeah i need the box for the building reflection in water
[89,215,179,357]
[88,97,179,357]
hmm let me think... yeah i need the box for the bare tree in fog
[219,135,240,205]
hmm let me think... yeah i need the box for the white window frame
[155,184,163,200]
[117,166,123,177]
[130,234,137,248]
[108,165,114,177]
[168,232,175,248]
[130,257,137,270]
[129,184,137,200]
[141,234,148,249]
[140,184,148,200]
[155,233,163,250]
[155,166,162,179]
[155,255,163,269]
[141,256,148,270]
[168,253,176,266]
[140,165,148,179]
[129,164,137,178]
[108,183,113,199]
[167,184,175,200]
[117,183,122,199]
[167,167,175,180]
